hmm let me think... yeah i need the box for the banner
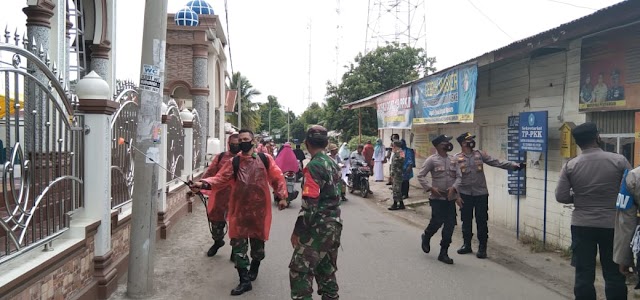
[579,23,640,112]
[412,63,477,124]
[376,86,413,129]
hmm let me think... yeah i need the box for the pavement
[108,178,581,300]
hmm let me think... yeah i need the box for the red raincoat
[202,152,287,241]
[363,143,374,167]
[201,151,234,222]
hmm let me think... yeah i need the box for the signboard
[519,111,548,153]
[140,64,161,94]
[507,116,526,195]
[412,63,478,124]
[412,125,438,159]
[579,23,640,112]
[376,86,413,129]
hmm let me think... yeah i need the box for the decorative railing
[191,109,203,171]
[0,31,84,264]
[164,104,184,184]
[110,82,138,209]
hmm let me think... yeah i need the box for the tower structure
[365,0,427,53]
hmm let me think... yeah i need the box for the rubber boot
[230,268,252,296]
[388,201,399,210]
[207,240,225,257]
[476,243,487,259]
[421,233,431,254]
[457,240,473,254]
[438,246,454,264]
[397,200,406,210]
[248,260,261,281]
[341,194,348,201]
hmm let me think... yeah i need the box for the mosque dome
[186,0,214,15]
[175,7,199,27]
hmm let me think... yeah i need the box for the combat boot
[397,200,406,210]
[476,243,488,259]
[438,246,454,264]
[457,241,473,254]
[421,233,431,253]
[248,260,261,281]
[207,239,225,257]
[230,268,252,296]
[388,201,399,210]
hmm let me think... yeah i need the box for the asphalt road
[110,183,567,300]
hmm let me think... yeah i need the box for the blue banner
[412,63,478,124]
[519,111,548,152]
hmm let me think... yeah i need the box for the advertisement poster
[412,63,478,124]
[579,23,640,112]
[376,86,413,129]
[412,125,438,160]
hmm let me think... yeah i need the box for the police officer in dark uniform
[454,132,524,258]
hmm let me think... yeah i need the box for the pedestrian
[417,135,461,264]
[386,134,400,185]
[189,129,289,296]
[373,139,385,182]
[294,143,306,181]
[400,139,415,199]
[327,143,348,201]
[338,142,351,185]
[363,140,374,172]
[388,140,405,210]
[555,122,629,299]
[289,125,343,300]
[613,164,640,292]
[454,132,523,258]
[200,133,240,257]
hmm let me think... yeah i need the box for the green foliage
[226,72,261,132]
[346,135,379,152]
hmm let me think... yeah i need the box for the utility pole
[287,107,290,142]
[127,0,168,297]
[237,88,241,129]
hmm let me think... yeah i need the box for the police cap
[572,122,598,142]
[456,132,476,144]
[432,134,453,147]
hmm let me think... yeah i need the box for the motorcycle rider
[328,143,348,201]
[275,143,301,205]
[350,144,371,194]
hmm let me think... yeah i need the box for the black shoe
[457,243,473,254]
[402,195,409,199]
[397,201,406,210]
[230,252,234,262]
[388,202,399,210]
[341,195,348,201]
[207,240,225,257]
[230,268,252,296]
[386,182,393,185]
[368,190,373,194]
[438,248,454,264]
[421,233,431,253]
[248,260,261,281]
[476,244,487,259]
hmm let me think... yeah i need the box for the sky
[0,0,626,115]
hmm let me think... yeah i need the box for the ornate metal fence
[0,31,84,264]
[110,81,138,209]
[191,109,203,171]
[164,104,184,184]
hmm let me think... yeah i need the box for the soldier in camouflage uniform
[388,140,406,210]
[289,125,343,300]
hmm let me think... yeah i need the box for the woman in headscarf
[338,142,351,184]
[373,139,386,182]
[401,139,415,199]
[274,143,300,173]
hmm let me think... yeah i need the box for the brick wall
[165,44,194,88]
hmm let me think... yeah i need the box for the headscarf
[374,139,384,157]
[338,142,350,160]
[275,143,299,173]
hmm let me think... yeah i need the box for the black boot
[230,268,252,296]
[421,233,431,254]
[230,252,234,262]
[438,247,454,264]
[248,260,261,281]
[341,194,348,201]
[207,240,225,257]
[397,200,406,210]
[388,201,399,210]
[477,243,487,259]
[457,241,473,254]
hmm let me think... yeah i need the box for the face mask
[467,141,476,149]
[229,144,241,154]
[239,141,253,153]
[444,143,453,152]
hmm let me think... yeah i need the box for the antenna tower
[365,0,427,54]
[306,19,312,108]
[334,0,343,84]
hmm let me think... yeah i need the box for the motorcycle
[275,171,299,207]
[348,161,371,198]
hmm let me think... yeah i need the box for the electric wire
[223,0,234,76]
[546,0,597,11]
[465,0,513,40]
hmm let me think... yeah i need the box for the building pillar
[91,40,112,81]
[192,44,209,165]
[65,5,73,84]
[75,71,120,299]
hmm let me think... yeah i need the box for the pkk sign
[376,86,413,129]
[519,111,548,153]
[412,63,478,124]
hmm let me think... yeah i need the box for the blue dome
[175,7,199,27]
[186,0,214,15]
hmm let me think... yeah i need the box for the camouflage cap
[306,125,329,141]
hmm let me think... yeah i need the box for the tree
[226,72,262,131]
[257,95,287,134]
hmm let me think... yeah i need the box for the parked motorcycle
[275,171,299,207]
[348,161,371,198]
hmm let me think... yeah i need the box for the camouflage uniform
[231,238,265,269]
[391,150,405,202]
[290,152,343,300]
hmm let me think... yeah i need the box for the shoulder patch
[302,168,320,198]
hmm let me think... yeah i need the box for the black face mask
[229,144,241,154]
[467,141,476,149]
[444,143,454,152]
[239,141,253,153]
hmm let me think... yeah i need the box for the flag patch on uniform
[302,168,320,198]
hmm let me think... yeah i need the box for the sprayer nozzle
[118,137,126,145]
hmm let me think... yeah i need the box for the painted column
[91,40,112,81]
[181,108,195,178]
[191,44,209,166]
[75,71,119,299]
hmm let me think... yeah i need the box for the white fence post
[181,108,194,180]
[158,112,168,213]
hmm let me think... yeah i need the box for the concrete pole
[237,89,241,129]
[127,0,168,297]
[287,107,290,142]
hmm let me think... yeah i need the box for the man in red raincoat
[201,133,240,257]
[363,140,374,171]
[190,129,288,296]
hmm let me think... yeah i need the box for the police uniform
[417,134,461,264]
[290,126,343,300]
[455,132,520,258]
